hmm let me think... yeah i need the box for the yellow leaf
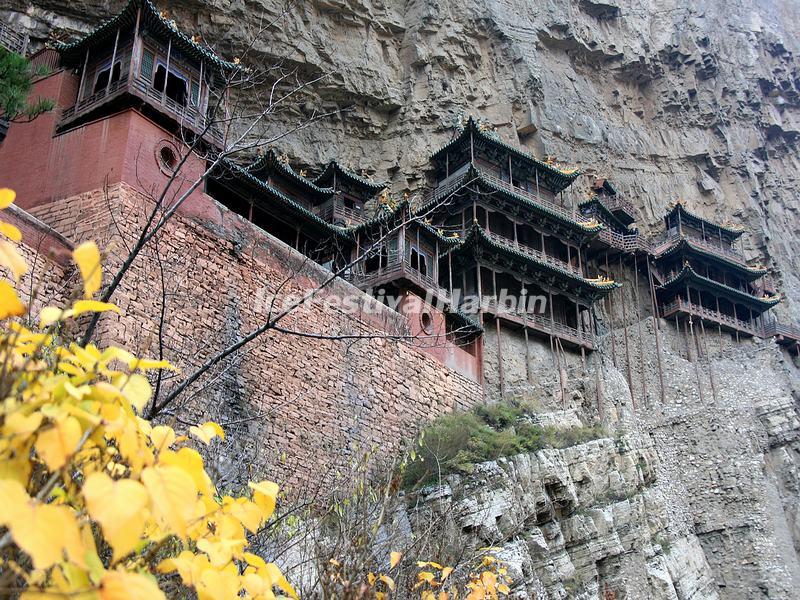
[441,567,453,581]
[224,497,263,533]
[157,550,196,585]
[0,481,84,569]
[196,538,245,568]
[72,300,121,317]
[390,551,402,568]
[117,373,151,413]
[4,411,43,436]
[0,188,16,208]
[497,583,510,595]
[40,306,73,327]
[99,570,165,600]
[158,447,214,497]
[264,563,297,599]
[0,239,27,280]
[189,421,225,445]
[34,416,82,470]
[149,425,176,451]
[248,480,279,521]
[83,473,149,560]
[196,567,240,600]
[0,280,25,319]
[380,574,396,592]
[0,221,22,241]
[141,465,197,538]
[73,241,102,299]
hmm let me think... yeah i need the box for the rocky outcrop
[403,430,720,599]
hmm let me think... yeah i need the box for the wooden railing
[479,172,582,223]
[316,200,365,225]
[661,299,757,335]
[59,71,223,144]
[763,321,800,340]
[485,231,582,276]
[349,256,447,300]
[596,228,652,253]
[653,229,746,264]
[483,297,593,347]
[599,193,636,217]
[0,20,28,55]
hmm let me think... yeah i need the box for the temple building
[652,200,781,340]
[53,0,235,148]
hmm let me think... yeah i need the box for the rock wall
[4,0,798,317]
[3,0,800,596]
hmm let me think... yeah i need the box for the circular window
[420,311,433,334]
[156,141,180,174]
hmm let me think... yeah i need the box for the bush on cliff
[402,399,606,488]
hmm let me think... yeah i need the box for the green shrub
[402,400,608,489]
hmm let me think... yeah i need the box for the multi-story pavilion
[653,200,780,338]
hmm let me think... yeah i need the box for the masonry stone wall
[25,183,483,489]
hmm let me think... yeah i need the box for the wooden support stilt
[634,253,648,406]
[699,318,718,404]
[496,317,505,398]
[687,315,705,403]
[620,255,634,406]
[646,258,666,404]
[606,253,617,368]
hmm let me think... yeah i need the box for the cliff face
[3,0,800,597]
[5,0,800,316]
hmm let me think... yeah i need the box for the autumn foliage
[0,188,295,599]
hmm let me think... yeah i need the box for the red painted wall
[0,71,211,218]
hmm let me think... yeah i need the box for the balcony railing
[348,256,447,300]
[661,299,757,335]
[316,200,365,225]
[479,173,582,224]
[485,231,582,276]
[598,193,636,218]
[654,230,747,265]
[0,20,29,55]
[763,321,800,341]
[596,228,652,253]
[483,297,593,348]
[59,71,223,144]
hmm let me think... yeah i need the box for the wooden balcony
[483,297,594,350]
[59,71,223,145]
[763,321,800,351]
[596,228,652,253]
[661,298,757,336]
[653,230,747,265]
[348,256,448,302]
[485,231,582,276]
[598,193,636,219]
[315,199,365,225]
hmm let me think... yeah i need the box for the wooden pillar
[76,47,90,102]
[577,246,583,275]
[620,255,634,407]
[448,251,453,296]
[162,38,172,99]
[606,253,617,368]
[508,155,513,187]
[496,318,505,398]
[197,58,205,116]
[130,7,142,78]
[106,28,120,95]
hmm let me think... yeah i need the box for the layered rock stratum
[3,0,800,597]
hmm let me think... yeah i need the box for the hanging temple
[0,0,798,395]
